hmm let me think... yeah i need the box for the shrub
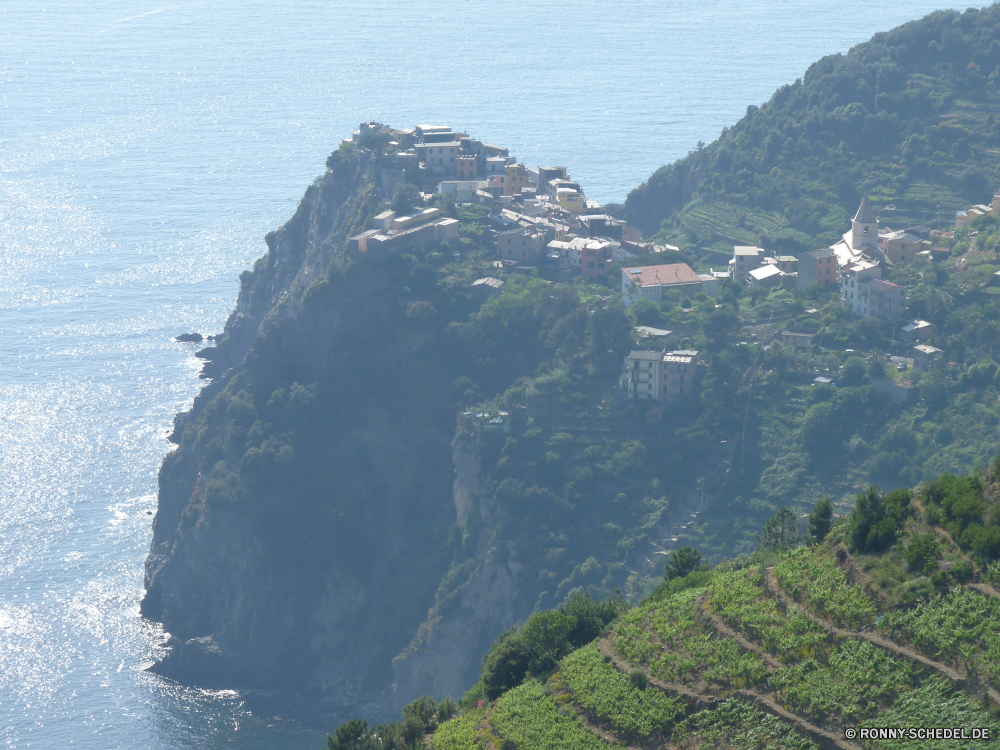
[629,668,649,690]
[904,533,941,573]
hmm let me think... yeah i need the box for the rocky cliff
[142,145,471,722]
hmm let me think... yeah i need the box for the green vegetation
[775,546,876,628]
[807,498,833,543]
[770,639,917,726]
[430,709,486,750]
[472,590,626,701]
[757,506,803,551]
[858,677,997,750]
[674,700,818,750]
[636,585,768,689]
[924,472,1000,562]
[709,568,828,656]
[849,486,913,554]
[489,680,608,750]
[881,586,1000,685]
[664,546,706,580]
[559,645,686,740]
[625,7,1000,246]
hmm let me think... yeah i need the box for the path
[764,566,969,688]
[596,638,857,750]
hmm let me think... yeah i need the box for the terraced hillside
[429,541,1000,750]
[624,6,1000,251]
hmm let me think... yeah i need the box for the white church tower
[851,196,878,250]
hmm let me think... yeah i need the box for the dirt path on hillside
[597,638,720,711]
[596,638,857,750]
[764,566,969,688]
[695,592,783,671]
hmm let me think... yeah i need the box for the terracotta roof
[854,196,877,224]
[625,263,700,287]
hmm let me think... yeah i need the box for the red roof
[625,263,700,287]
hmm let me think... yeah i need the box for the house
[900,319,935,342]
[438,180,486,201]
[624,350,699,402]
[731,246,766,279]
[434,218,460,241]
[956,193,1000,229]
[506,163,534,195]
[456,154,478,181]
[797,248,838,287]
[781,327,818,347]
[840,259,880,313]
[775,255,798,273]
[621,263,703,308]
[537,166,568,190]
[415,140,461,177]
[374,210,397,231]
[697,273,721,297]
[913,343,943,371]
[577,239,615,278]
[470,277,504,297]
[748,265,785,288]
[881,231,932,264]
[841,260,906,324]
[348,208,454,258]
[497,226,549,263]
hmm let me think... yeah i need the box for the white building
[731,246,766,279]
[841,260,906,324]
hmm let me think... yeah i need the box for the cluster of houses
[955,191,1000,229]
[342,123,953,406]
[620,197,934,332]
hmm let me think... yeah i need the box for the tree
[480,628,531,699]
[391,183,421,214]
[905,532,941,573]
[402,696,438,747]
[839,357,866,386]
[757,507,802,551]
[808,498,834,543]
[520,609,575,675]
[849,485,901,554]
[665,546,704,580]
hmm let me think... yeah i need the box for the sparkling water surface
[0,1,957,746]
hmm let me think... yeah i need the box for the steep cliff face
[142,146,464,722]
[387,425,530,715]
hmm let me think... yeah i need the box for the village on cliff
[345,122,977,408]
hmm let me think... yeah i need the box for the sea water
[0,1,956,746]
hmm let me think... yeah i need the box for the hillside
[141,3,1000,730]
[623,5,1000,253]
[336,471,1000,750]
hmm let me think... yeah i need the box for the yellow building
[557,188,586,213]
[506,163,533,196]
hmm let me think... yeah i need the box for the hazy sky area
[0,2,963,748]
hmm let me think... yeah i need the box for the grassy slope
[434,494,1000,749]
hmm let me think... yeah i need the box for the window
[588,262,595,268]
[864,226,869,234]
